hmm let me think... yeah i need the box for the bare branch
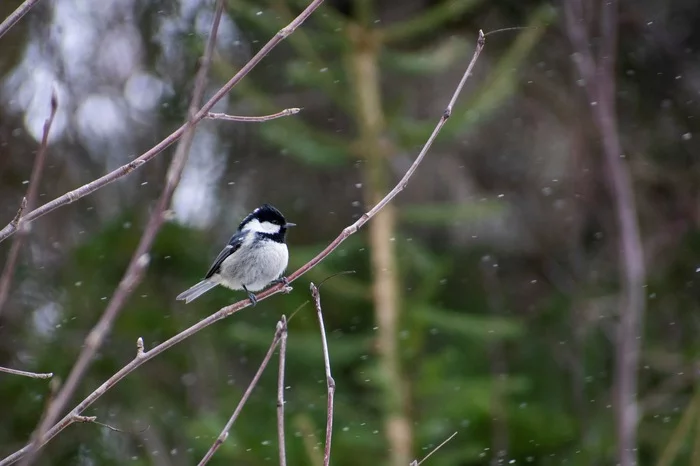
[0,366,53,380]
[206,108,301,122]
[0,29,486,466]
[18,5,226,465]
[0,0,325,245]
[310,283,335,466]
[277,316,288,466]
[0,0,43,40]
[0,92,57,317]
[197,320,286,466]
[563,2,646,465]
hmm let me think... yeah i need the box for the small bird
[176,204,295,305]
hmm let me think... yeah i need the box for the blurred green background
[1,0,700,465]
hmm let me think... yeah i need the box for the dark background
[1,0,699,464]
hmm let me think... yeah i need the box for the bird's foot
[271,276,293,294]
[271,276,290,287]
[243,286,257,306]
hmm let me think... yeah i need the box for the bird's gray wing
[204,231,245,279]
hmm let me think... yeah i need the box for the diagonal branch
[564,2,646,465]
[0,92,57,317]
[310,283,335,466]
[0,0,325,245]
[0,366,53,380]
[0,29,486,466]
[0,0,43,40]
[17,4,226,465]
[197,319,287,466]
[410,431,458,466]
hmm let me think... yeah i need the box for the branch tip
[205,108,301,123]
[50,90,58,112]
[415,431,458,465]
[0,366,54,379]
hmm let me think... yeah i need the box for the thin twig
[17,5,226,465]
[68,415,124,433]
[410,431,459,466]
[0,0,43,40]
[197,320,287,466]
[0,92,57,317]
[62,414,140,434]
[483,26,535,37]
[0,366,53,380]
[277,316,288,466]
[310,282,335,466]
[564,2,646,466]
[0,0,324,245]
[206,108,301,122]
[0,29,486,466]
[91,418,148,434]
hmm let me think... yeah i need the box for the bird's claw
[244,288,257,306]
[271,276,293,294]
[271,276,290,287]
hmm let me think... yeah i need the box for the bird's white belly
[215,241,289,292]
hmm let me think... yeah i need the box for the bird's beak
[285,222,297,228]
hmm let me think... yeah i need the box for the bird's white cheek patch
[244,218,281,234]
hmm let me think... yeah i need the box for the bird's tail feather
[176,280,217,303]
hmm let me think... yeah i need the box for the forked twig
[206,108,301,122]
[277,316,288,466]
[0,29,486,466]
[0,0,324,245]
[410,431,459,466]
[0,0,43,40]
[0,92,57,317]
[0,366,53,380]
[197,319,287,466]
[310,283,335,466]
[18,4,226,465]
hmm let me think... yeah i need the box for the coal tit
[176,204,295,305]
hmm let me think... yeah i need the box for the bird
[176,204,295,305]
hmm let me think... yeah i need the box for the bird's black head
[239,204,295,242]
